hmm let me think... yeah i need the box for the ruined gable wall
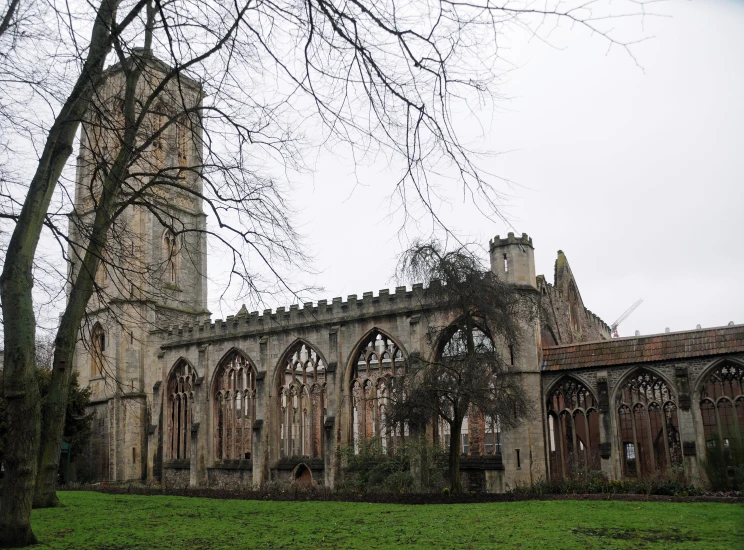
[538,251,610,346]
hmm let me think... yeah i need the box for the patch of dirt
[573,527,701,544]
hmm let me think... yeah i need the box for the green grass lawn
[30,491,743,549]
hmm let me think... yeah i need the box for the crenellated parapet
[488,232,534,250]
[160,283,433,344]
[489,232,536,288]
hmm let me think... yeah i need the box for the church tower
[70,52,210,482]
[489,232,536,288]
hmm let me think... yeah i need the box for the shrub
[508,471,704,497]
[338,437,446,493]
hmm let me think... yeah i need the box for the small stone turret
[489,232,536,288]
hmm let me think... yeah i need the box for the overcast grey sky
[208,0,743,338]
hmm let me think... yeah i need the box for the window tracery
[163,229,178,285]
[435,327,497,456]
[213,350,256,461]
[350,331,406,454]
[699,361,744,448]
[151,103,167,168]
[547,378,600,478]
[166,361,197,461]
[616,370,681,477]
[278,342,326,459]
[176,115,190,167]
[90,323,105,377]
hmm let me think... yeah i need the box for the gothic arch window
[699,361,744,448]
[568,283,581,333]
[213,350,256,461]
[90,323,106,377]
[163,229,178,285]
[435,326,495,457]
[616,370,682,477]
[278,341,326,459]
[176,115,190,167]
[166,361,198,461]
[350,330,406,454]
[546,377,601,478]
[151,102,167,168]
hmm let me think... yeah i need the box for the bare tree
[0,0,649,544]
[386,241,537,492]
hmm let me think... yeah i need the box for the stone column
[675,367,700,483]
[596,374,615,479]
[252,368,268,487]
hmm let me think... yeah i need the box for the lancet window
[151,103,167,168]
[616,370,682,477]
[163,230,178,285]
[90,323,106,377]
[278,342,326,459]
[213,351,256,461]
[166,361,198,461]
[350,331,406,454]
[547,378,601,478]
[699,361,744,448]
[176,115,190,167]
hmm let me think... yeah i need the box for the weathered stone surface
[69,59,743,492]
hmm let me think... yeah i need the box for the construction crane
[611,299,643,338]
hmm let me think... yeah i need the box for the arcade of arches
[68,59,744,491]
[154,318,744,491]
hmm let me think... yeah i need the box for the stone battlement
[489,232,534,250]
[162,283,432,341]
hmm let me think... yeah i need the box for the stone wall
[163,466,191,488]
[206,467,255,489]
[538,251,611,346]
[541,352,744,483]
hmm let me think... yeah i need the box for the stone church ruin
[71,56,744,491]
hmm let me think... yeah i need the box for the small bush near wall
[339,437,447,493]
[509,470,705,498]
[702,435,744,491]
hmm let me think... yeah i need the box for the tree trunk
[32,343,76,508]
[33,233,111,507]
[0,0,118,530]
[0,277,41,547]
[34,40,145,507]
[448,414,464,493]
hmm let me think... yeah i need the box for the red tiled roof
[542,324,744,371]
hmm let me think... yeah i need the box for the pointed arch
[212,348,257,461]
[90,323,106,378]
[347,328,407,454]
[696,358,744,447]
[545,376,600,478]
[166,359,198,461]
[276,339,327,459]
[432,320,497,457]
[432,318,497,361]
[162,228,179,285]
[151,101,168,168]
[615,368,682,477]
